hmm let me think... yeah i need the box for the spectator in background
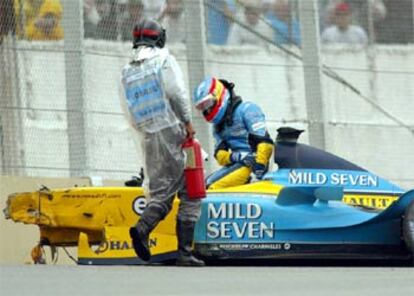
[1,0,15,44]
[94,0,145,41]
[206,0,237,45]
[13,0,42,38]
[322,0,386,41]
[96,0,118,40]
[13,0,63,40]
[95,0,145,41]
[227,1,273,46]
[321,2,368,45]
[142,0,165,19]
[120,0,145,41]
[25,0,64,40]
[376,0,414,43]
[84,0,101,38]
[159,0,185,44]
[261,0,274,12]
[266,0,301,46]
[351,0,387,35]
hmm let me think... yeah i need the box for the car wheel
[402,200,414,264]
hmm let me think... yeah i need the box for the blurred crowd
[1,0,413,45]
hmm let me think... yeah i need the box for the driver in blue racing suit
[193,77,273,189]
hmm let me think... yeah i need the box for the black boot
[129,205,165,262]
[176,220,205,267]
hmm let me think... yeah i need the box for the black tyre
[402,200,414,264]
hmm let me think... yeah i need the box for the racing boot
[129,205,165,262]
[176,220,205,267]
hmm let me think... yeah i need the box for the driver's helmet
[132,19,166,49]
[192,77,230,124]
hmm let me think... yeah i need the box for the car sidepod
[193,188,414,262]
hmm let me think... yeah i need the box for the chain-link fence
[1,0,414,188]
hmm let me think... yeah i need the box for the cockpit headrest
[276,127,304,143]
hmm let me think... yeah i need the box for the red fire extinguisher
[182,138,206,199]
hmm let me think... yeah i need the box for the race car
[4,128,414,265]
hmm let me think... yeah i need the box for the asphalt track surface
[1,264,414,296]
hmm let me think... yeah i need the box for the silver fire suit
[121,46,200,222]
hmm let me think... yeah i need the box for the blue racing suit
[206,96,274,189]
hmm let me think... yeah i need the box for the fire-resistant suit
[193,78,274,189]
[122,19,203,266]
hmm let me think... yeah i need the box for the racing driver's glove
[252,162,266,179]
[252,141,273,179]
[230,151,255,167]
[215,149,255,168]
[214,141,253,167]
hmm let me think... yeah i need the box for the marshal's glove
[253,162,267,179]
[230,152,255,167]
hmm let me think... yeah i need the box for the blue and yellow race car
[4,128,414,265]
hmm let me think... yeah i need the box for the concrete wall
[2,41,414,188]
[2,41,413,265]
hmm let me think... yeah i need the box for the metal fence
[1,0,414,188]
